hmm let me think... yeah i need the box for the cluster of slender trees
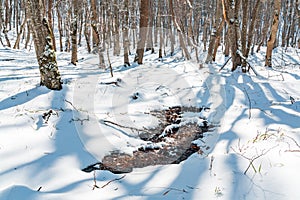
[0,0,299,90]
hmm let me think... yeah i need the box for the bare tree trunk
[240,0,249,70]
[0,0,4,46]
[284,0,294,47]
[256,1,272,53]
[27,0,62,90]
[169,0,191,60]
[212,18,224,61]
[71,0,78,65]
[265,0,281,67]
[224,25,230,57]
[158,0,163,59]
[146,0,154,53]
[83,1,91,53]
[166,0,175,56]
[98,0,106,68]
[47,0,56,51]
[113,0,121,56]
[122,0,130,66]
[222,0,241,71]
[56,2,63,52]
[64,3,71,52]
[24,20,31,49]
[134,0,149,64]
[13,11,27,49]
[206,0,223,63]
[90,0,99,51]
[77,4,83,46]
[245,0,261,57]
[281,0,288,47]
[5,0,10,29]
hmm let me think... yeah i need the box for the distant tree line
[0,0,299,90]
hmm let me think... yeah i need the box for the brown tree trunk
[223,25,230,57]
[146,0,154,53]
[122,0,130,66]
[83,1,91,53]
[90,0,99,51]
[212,19,224,61]
[27,0,62,90]
[134,0,149,64]
[166,0,175,56]
[77,4,83,47]
[281,0,288,47]
[245,0,261,57]
[56,2,63,52]
[158,0,163,59]
[265,0,281,67]
[113,0,121,56]
[13,11,27,49]
[169,0,191,60]
[24,20,31,49]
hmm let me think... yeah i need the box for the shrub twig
[101,175,126,188]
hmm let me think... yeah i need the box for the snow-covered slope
[0,46,300,200]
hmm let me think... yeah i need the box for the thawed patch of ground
[82,106,212,173]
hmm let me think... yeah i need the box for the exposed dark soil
[82,106,211,174]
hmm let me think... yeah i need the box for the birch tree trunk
[222,0,241,71]
[71,0,78,65]
[206,0,223,64]
[265,0,281,67]
[47,0,56,51]
[27,0,62,90]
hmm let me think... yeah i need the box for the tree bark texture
[27,0,62,90]
[265,0,281,67]
[134,0,149,64]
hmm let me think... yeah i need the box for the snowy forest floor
[0,46,300,200]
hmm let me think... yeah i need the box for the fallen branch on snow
[101,120,152,135]
[101,175,126,188]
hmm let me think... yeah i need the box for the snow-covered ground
[0,45,299,199]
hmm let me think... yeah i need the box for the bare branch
[101,175,126,188]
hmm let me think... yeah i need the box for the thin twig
[231,145,278,175]
[219,57,232,72]
[65,99,78,111]
[92,171,99,190]
[163,187,188,195]
[101,175,126,188]
[70,116,89,125]
[101,120,151,134]
[285,150,300,152]
[284,135,300,149]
